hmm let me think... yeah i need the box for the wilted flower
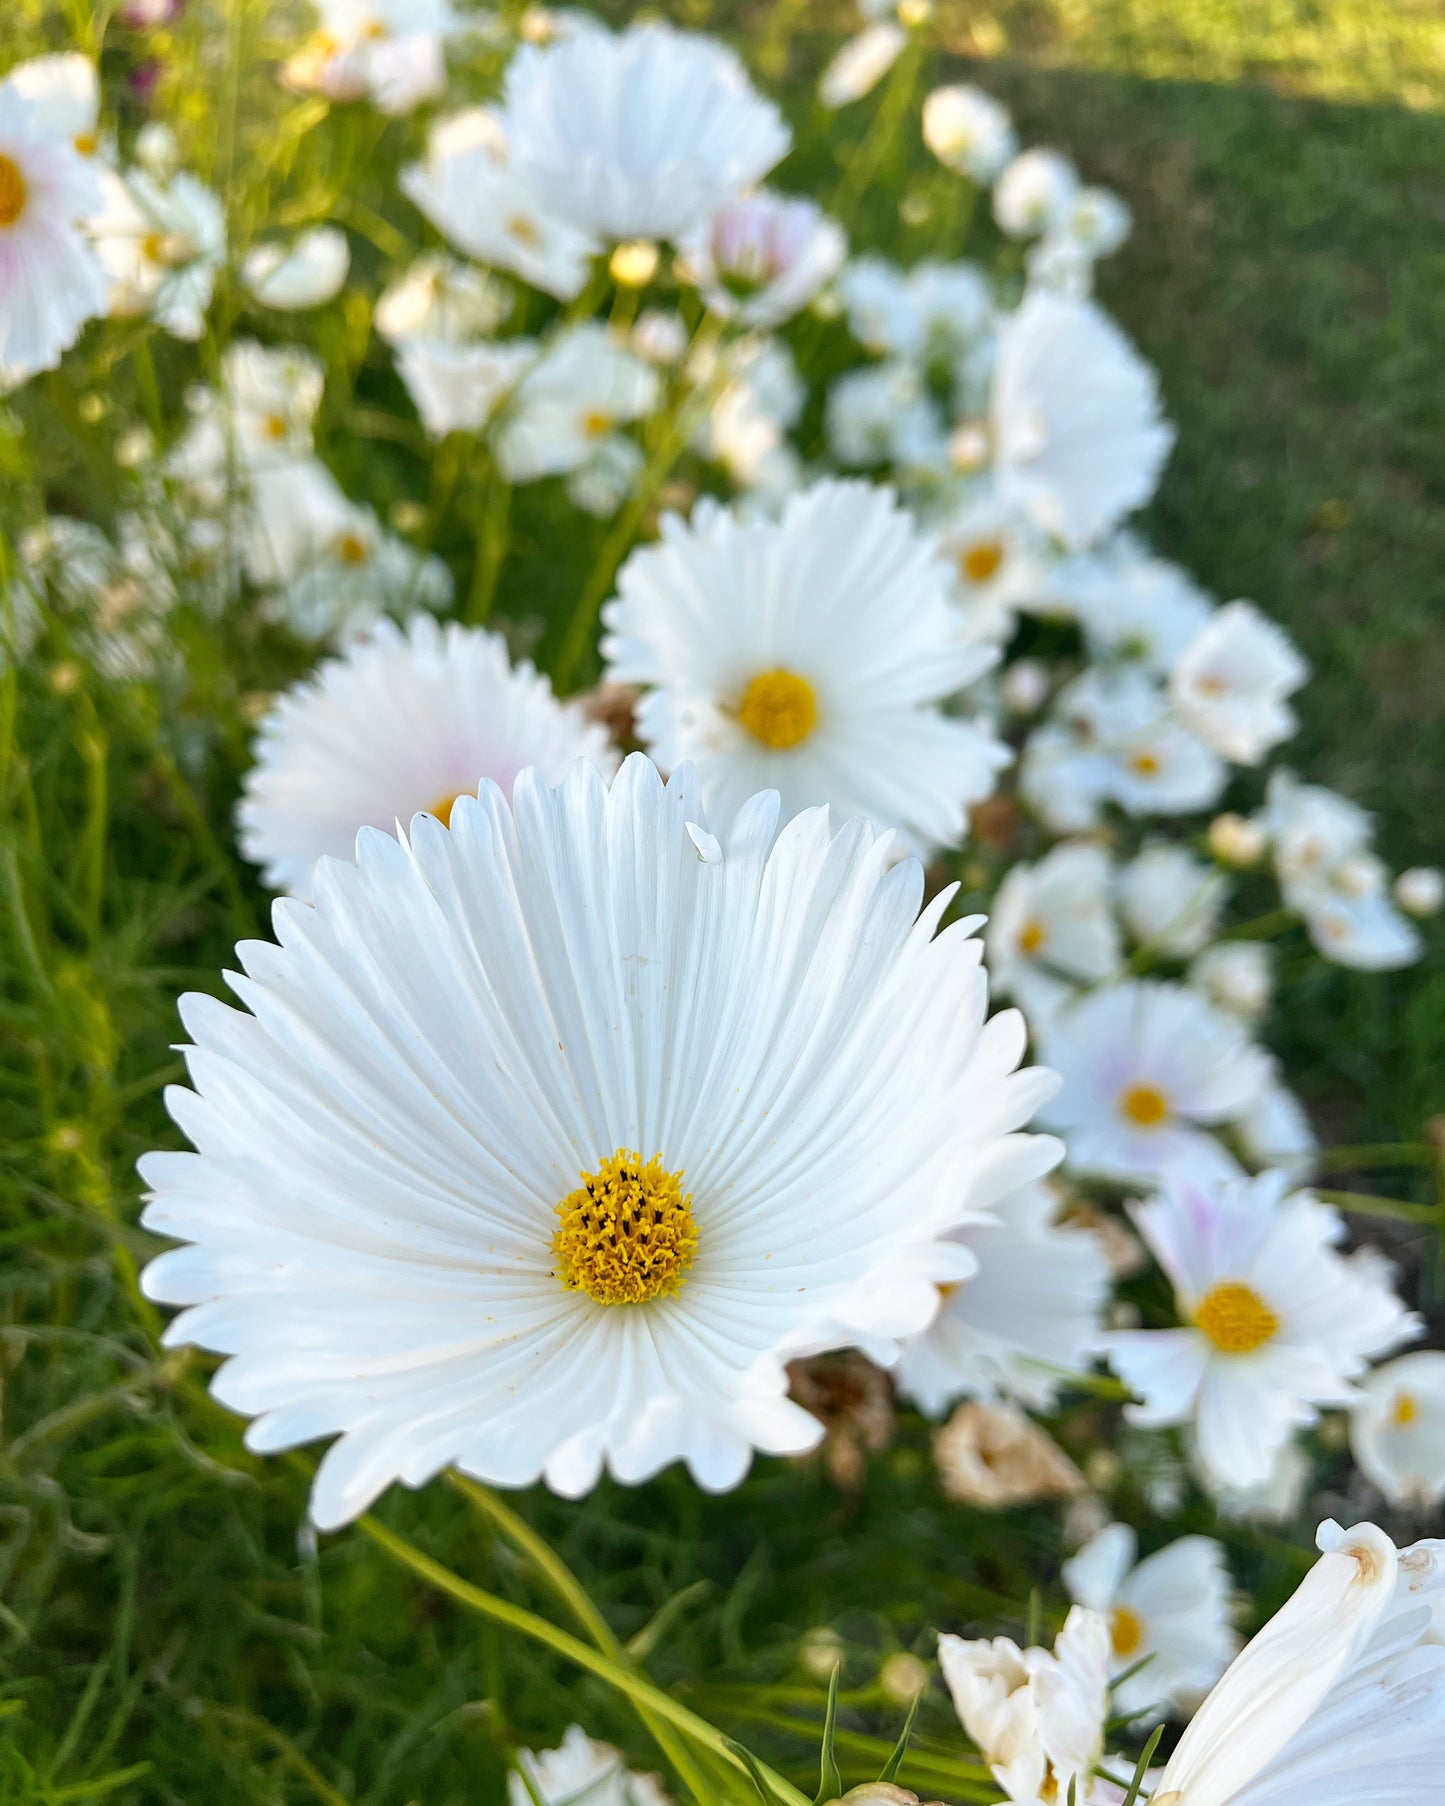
[933,1400,1085,1507]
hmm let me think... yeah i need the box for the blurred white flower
[602,479,1011,854]
[678,190,846,327]
[993,148,1079,238]
[1150,1521,1445,1806]
[1207,810,1268,867]
[826,360,947,471]
[269,502,454,642]
[286,0,459,114]
[243,225,350,310]
[1062,1523,1238,1716]
[143,755,1057,1525]
[502,22,788,241]
[1171,600,1307,764]
[5,53,100,157]
[396,338,536,438]
[496,322,659,481]
[1231,1064,1317,1181]
[1104,1171,1418,1491]
[1040,980,1270,1185]
[990,294,1174,550]
[1058,537,1215,674]
[819,23,907,110]
[987,842,1120,1027]
[92,165,225,339]
[238,615,615,897]
[1119,843,1228,956]
[509,1724,670,1806]
[1395,864,1444,916]
[1189,941,1273,1022]
[837,253,916,353]
[934,486,1057,645]
[896,1180,1108,1415]
[922,84,1017,182]
[1349,1352,1445,1509]
[1211,1437,1312,1525]
[374,254,512,345]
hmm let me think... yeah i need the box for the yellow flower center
[427,791,467,829]
[552,1150,698,1307]
[0,154,28,229]
[507,213,544,248]
[335,530,371,566]
[1392,1392,1419,1428]
[1195,1281,1280,1355]
[960,538,1005,584]
[73,131,99,157]
[1129,749,1162,779]
[736,668,819,750]
[1017,918,1047,956]
[1120,1083,1169,1128]
[262,413,289,441]
[1110,1605,1145,1659]
[580,408,613,438]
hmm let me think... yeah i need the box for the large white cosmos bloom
[601,481,1011,855]
[500,23,789,243]
[1151,1520,1445,1806]
[990,293,1174,550]
[141,756,1060,1528]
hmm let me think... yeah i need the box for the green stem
[357,1515,810,1806]
[1312,1188,1437,1224]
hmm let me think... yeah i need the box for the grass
[2,3,1443,1803]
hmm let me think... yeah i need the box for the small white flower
[1103,1171,1418,1491]
[896,1179,1111,1415]
[92,165,226,340]
[826,361,947,471]
[396,338,536,438]
[1349,1352,1445,1509]
[502,22,789,241]
[496,322,659,481]
[933,485,1057,645]
[1057,537,1215,674]
[269,503,454,642]
[1063,1523,1238,1716]
[990,293,1174,551]
[678,189,846,328]
[986,842,1120,1028]
[837,253,916,354]
[1119,843,1228,957]
[1063,186,1132,257]
[922,84,1017,182]
[1207,811,1267,867]
[1150,1521,1445,1806]
[819,23,907,110]
[374,254,512,345]
[1188,942,1273,1022]
[601,480,1010,855]
[142,755,1058,1526]
[286,0,460,115]
[509,1724,670,1806]
[1040,981,1271,1185]
[1170,600,1307,764]
[993,148,1079,238]
[243,225,350,310]
[1394,865,1445,916]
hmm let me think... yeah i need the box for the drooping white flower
[141,755,1060,1527]
[238,616,615,898]
[401,107,599,301]
[496,322,659,482]
[286,0,461,114]
[818,22,907,110]
[1349,1352,1445,1509]
[939,1607,1110,1805]
[501,23,789,242]
[922,84,1017,183]
[509,1725,670,1806]
[269,502,454,642]
[986,842,1120,1028]
[242,225,350,310]
[1150,1520,1445,1806]
[677,190,846,328]
[0,84,107,383]
[91,165,225,339]
[1118,843,1228,957]
[1062,1524,1238,1716]
[601,480,1010,854]
[1039,981,1270,1185]
[1170,600,1307,764]
[1103,1171,1418,1492]
[990,293,1174,551]
[993,148,1079,238]
[896,1179,1110,1415]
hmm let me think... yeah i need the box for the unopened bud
[1208,811,1266,867]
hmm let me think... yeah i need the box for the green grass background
[2,3,1443,1802]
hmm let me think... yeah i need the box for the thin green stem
[1312,1188,1437,1224]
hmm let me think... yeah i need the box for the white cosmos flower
[818,22,907,110]
[923,84,1017,182]
[600,480,1011,855]
[92,166,225,340]
[826,360,948,472]
[509,1725,670,1806]
[269,503,454,642]
[896,1179,1110,1415]
[0,85,107,382]
[1119,843,1228,957]
[141,754,1059,1527]
[986,842,1120,1029]
[396,338,537,439]
[993,148,1079,238]
[286,0,459,114]
[1039,981,1270,1185]
[373,254,512,346]
[1171,600,1307,764]
[496,322,660,481]
[939,1607,1110,1806]
[1188,941,1273,1023]
[501,23,789,242]
[1063,1523,1238,1717]
[243,225,350,310]
[1150,1520,1445,1806]
[1056,537,1215,674]
[1349,1352,1445,1509]
[677,190,846,328]
[837,253,916,354]
[401,107,599,301]
[1103,1171,1418,1492]
[990,293,1174,551]
[239,617,616,899]
[933,485,1057,645]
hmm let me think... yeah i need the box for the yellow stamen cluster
[1392,1392,1419,1428]
[961,538,1005,584]
[552,1150,698,1306]
[1120,1082,1169,1128]
[1109,1605,1145,1659]
[1129,749,1162,779]
[735,668,818,750]
[427,791,466,829]
[0,154,28,229]
[1017,918,1047,956]
[1195,1280,1279,1355]
[335,531,371,566]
